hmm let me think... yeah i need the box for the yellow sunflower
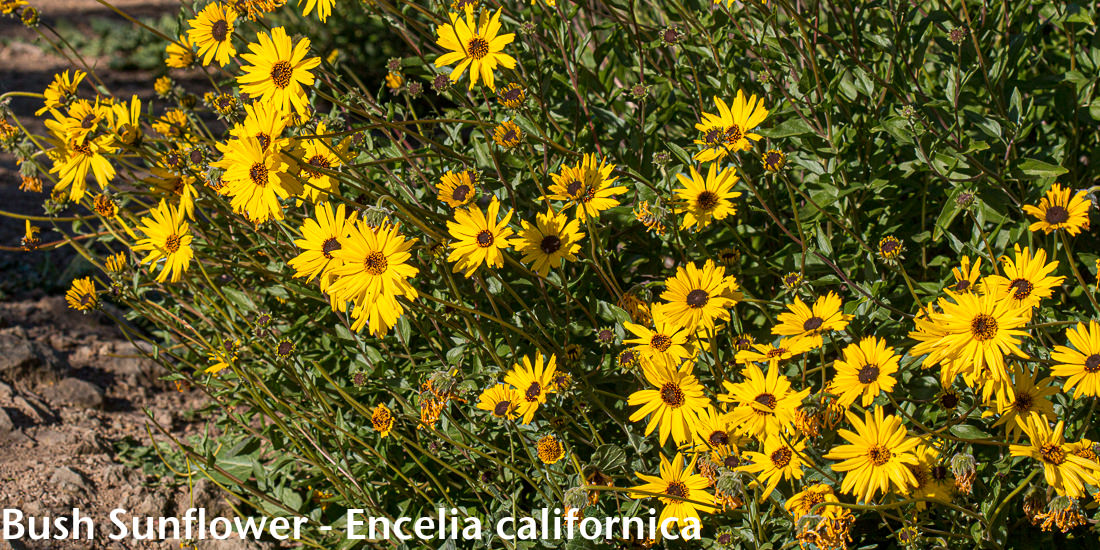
[985,245,1064,311]
[49,134,116,202]
[516,206,584,277]
[992,365,1058,440]
[946,255,981,295]
[1051,321,1100,399]
[903,440,955,506]
[914,290,1030,401]
[1023,183,1091,235]
[446,197,516,277]
[654,259,738,331]
[132,200,193,283]
[735,338,815,366]
[785,483,842,520]
[672,163,742,231]
[229,100,290,151]
[298,0,333,21]
[628,361,711,446]
[1010,416,1099,498]
[295,121,347,203]
[187,3,238,67]
[237,27,321,117]
[326,219,419,336]
[773,291,851,348]
[288,201,357,290]
[36,70,85,116]
[624,314,692,369]
[628,452,714,530]
[544,153,627,221]
[436,169,477,208]
[491,120,523,148]
[476,384,521,420]
[739,437,806,499]
[212,136,302,223]
[693,91,769,163]
[65,277,98,311]
[502,352,559,424]
[165,34,196,69]
[824,407,921,503]
[719,363,810,440]
[433,9,516,90]
[830,336,900,407]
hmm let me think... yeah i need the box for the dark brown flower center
[1085,355,1100,373]
[650,334,672,352]
[1008,278,1034,300]
[493,400,511,417]
[164,234,181,253]
[685,289,709,308]
[211,19,229,42]
[525,382,541,402]
[880,239,900,255]
[702,127,722,146]
[1013,392,1033,412]
[724,124,743,145]
[765,151,783,168]
[765,347,787,359]
[931,465,949,481]
[708,430,729,446]
[276,340,294,357]
[466,37,490,60]
[321,237,341,259]
[664,481,688,499]
[696,191,719,212]
[940,391,959,409]
[540,235,562,254]
[451,184,470,202]
[770,447,792,468]
[857,364,880,384]
[723,455,740,468]
[954,279,971,292]
[248,162,269,187]
[565,179,583,198]
[270,61,294,89]
[476,230,494,248]
[1040,443,1066,465]
[868,444,892,466]
[803,316,824,331]
[364,251,388,275]
[304,155,330,178]
[81,113,97,129]
[502,87,523,102]
[1045,205,1070,224]
[659,382,685,407]
[970,314,998,341]
[754,393,777,414]
[257,133,271,150]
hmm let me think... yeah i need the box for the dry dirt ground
[0,2,269,549]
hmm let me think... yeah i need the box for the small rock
[0,408,14,437]
[0,381,12,402]
[50,466,89,493]
[40,378,105,410]
[0,327,66,385]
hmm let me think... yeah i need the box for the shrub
[2,0,1099,548]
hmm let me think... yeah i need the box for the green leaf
[590,444,627,472]
[1018,158,1068,178]
[950,424,991,440]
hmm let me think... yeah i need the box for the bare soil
[0,3,262,549]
